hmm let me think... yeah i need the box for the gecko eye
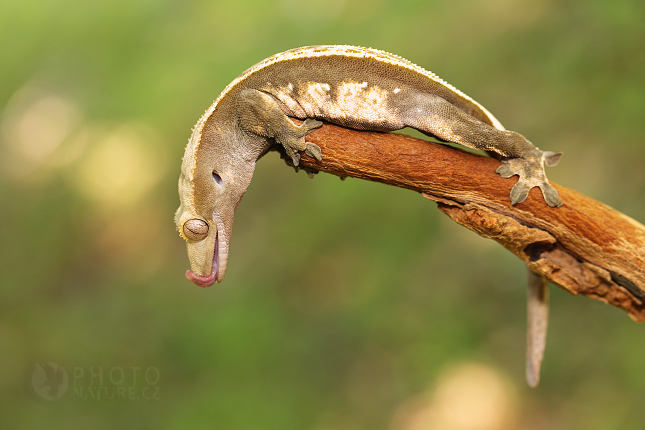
[212,171,222,185]
[183,219,209,241]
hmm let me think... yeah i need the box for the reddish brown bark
[293,121,645,321]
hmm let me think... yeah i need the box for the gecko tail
[526,268,549,388]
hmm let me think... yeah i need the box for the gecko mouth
[185,232,219,288]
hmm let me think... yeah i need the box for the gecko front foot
[280,118,323,166]
[496,150,562,207]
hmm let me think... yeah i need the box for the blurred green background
[2,0,645,429]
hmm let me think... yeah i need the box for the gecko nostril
[212,171,223,185]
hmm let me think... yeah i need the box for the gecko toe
[304,143,322,161]
[302,118,323,132]
[540,183,562,207]
[285,148,301,166]
[496,163,515,179]
[510,181,531,205]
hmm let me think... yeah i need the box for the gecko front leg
[526,268,549,387]
[237,88,323,166]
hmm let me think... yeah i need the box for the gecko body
[175,45,559,385]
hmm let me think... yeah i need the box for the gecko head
[175,120,256,287]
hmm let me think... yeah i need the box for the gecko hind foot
[281,118,323,166]
[496,150,563,207]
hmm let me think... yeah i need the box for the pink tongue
[186,270,216,287]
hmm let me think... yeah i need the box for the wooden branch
[292,121,645,322]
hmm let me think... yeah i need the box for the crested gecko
[175,45,562,386]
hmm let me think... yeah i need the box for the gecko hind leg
[496,151,563,207]
[401,94,562,207]
[526,268,550,387]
